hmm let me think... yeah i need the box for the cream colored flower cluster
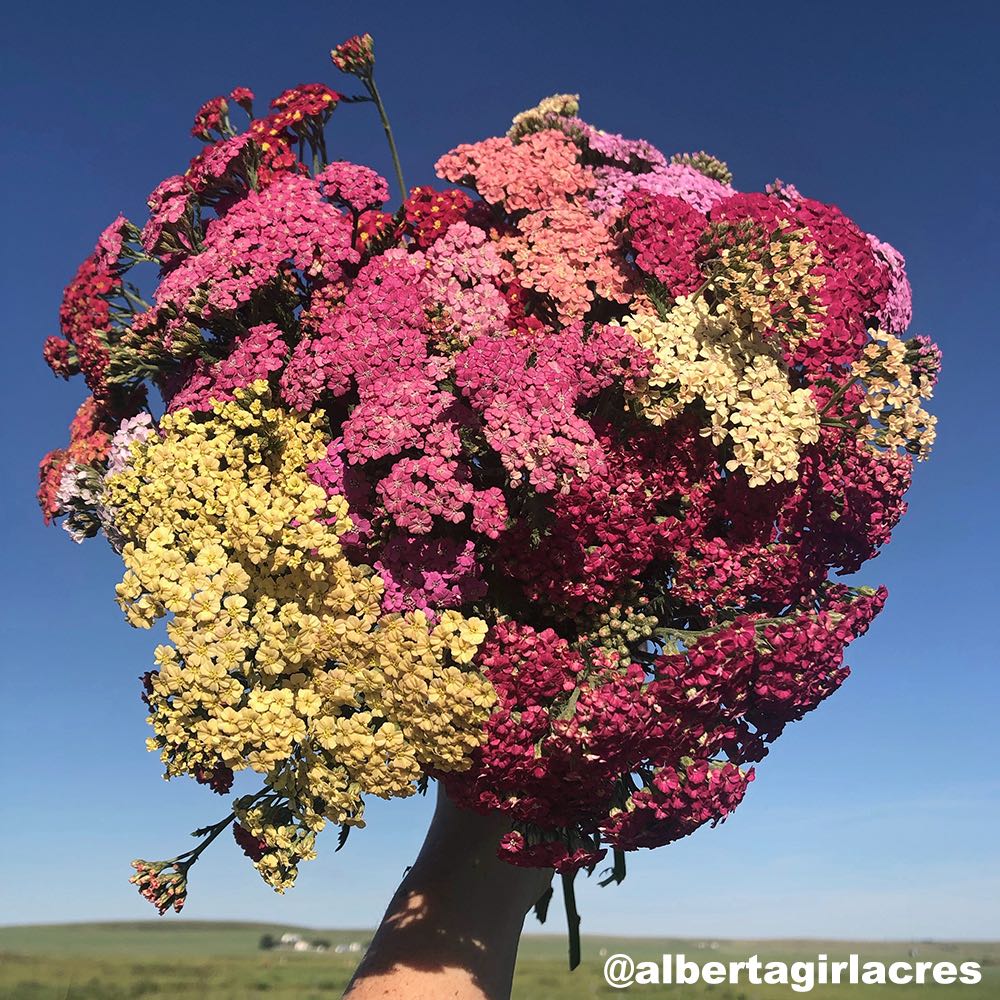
[852,331,937,459]
[104,383,495,867]
[507,93,581,140]
[621,298,821,486]
[705,219,826,345]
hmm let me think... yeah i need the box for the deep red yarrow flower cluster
[55,254,119,398]
[623,192,708,297]
[37,58,938,921]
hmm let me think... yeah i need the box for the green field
[0,922,996,999]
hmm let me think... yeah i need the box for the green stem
[121,287,150,312]
[561,871,582,971]
[819,372,863,416]
[691,273,717,301]
[172,788,271,867]
[316,123,330,170]
[654,615,789,641]
[186,814,234,864]
[364,74,407,204]
[169,812,234,867]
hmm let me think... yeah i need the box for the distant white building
[268,930,340,954]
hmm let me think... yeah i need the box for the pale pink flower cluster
[436,130,592,212]
[142,176,191,255]
[95,215,129,269]
[416,222,510,343]
[591,162,734,218]
[500,204,633,322]
[867,233,913,334]
[317,161,390,212]
[106,412,156,476]
[574,121,667,169]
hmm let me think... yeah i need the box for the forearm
[344,788,549,1000]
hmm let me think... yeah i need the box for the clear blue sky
[2,0,998,939]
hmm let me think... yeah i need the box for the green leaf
[598,848,627,887]
[532,885,554,924]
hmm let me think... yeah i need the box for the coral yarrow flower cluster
[39,41,938,937]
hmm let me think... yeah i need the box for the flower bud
[330,34,375,77]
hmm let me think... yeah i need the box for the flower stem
[364,74,407,204]
[170,811,234,867]
[819,378,856,416]
[185,812,234,865]
[121,287,150,312]
[561,870,582,970]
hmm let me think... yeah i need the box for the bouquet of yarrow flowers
[38,33,939,966]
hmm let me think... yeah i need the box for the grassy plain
[0,922,997,999]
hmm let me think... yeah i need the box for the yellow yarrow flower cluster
[852,331,937,459]
[621,298,821,486]
[104,382,495,856]
[233,796,319,892]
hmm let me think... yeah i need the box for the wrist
[344,785,551,1000]
[412,785,551,917]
